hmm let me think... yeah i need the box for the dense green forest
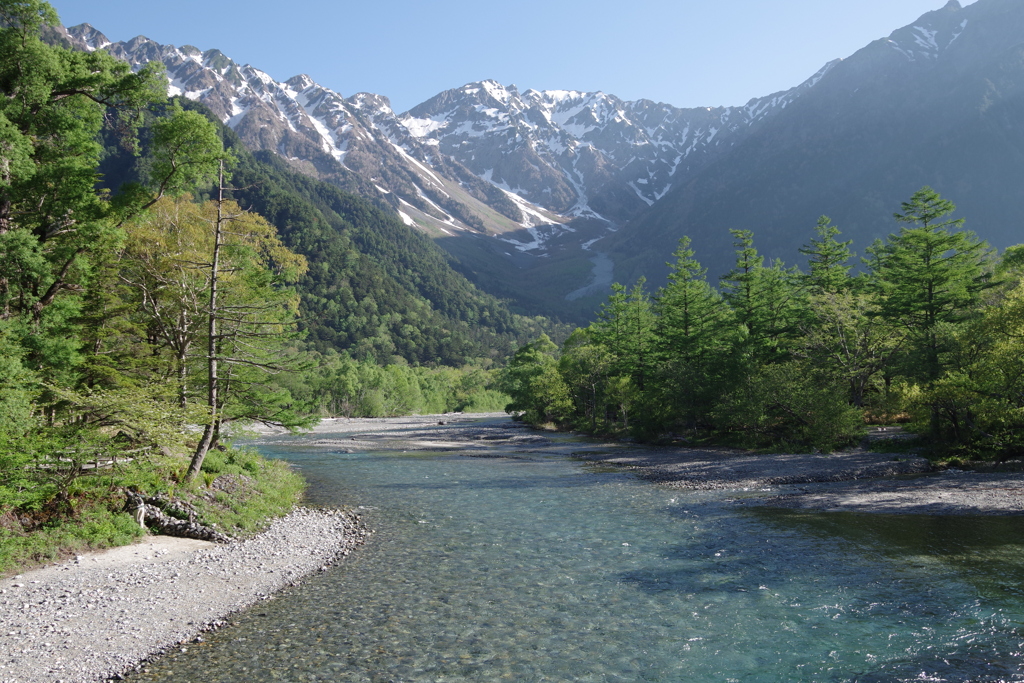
[0,1,525,570]
[500,192,1024,459]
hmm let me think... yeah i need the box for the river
[130,416,1024,682]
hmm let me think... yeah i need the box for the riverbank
[0,507,368,683]
[269,414,1024,516]
[123,414,1024,683]
[565,435,1024,516]
[11,414,1020,681]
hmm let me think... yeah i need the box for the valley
[4,1,1024,680]
[56,0,1024,322]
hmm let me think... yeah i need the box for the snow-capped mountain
[62,25,560,240]
[57,0,1024,324]
[610,0,1024,287]
[886,8,969,62]
[400,66,835,224]
[59,23,830,248]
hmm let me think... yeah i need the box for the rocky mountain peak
[285,74,316,91]
[348,92,393,114]
[65,23,110,51]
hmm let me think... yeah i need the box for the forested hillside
[99,103,562,367]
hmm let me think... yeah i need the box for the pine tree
[799,216,853,295]
[720,229,802,364]
[654,237,732,430]
[592,279,656,392]
[867,187,994,383]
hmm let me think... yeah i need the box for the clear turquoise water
[133,424,1024,682]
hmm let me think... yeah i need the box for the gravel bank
[249,413,550,454]
[0,507,368,683]
[570,438,1024,515]
[746,470,1024,515]
[261,415,1024,516]
[570,447,933,490]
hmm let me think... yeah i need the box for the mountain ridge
[58,21,835,240]
[610,0,1024,285]
[56,0,1024,324]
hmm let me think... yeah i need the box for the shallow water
[133,422,1024,682]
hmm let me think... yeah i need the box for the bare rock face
[57,23,818,243]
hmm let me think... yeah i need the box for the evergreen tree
[720,229,802,364]
[592,279,656,392]
[867,187,994,384]
[799,216,853,295]
[654,238,732,430]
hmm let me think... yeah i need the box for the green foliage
[0,443,303,575]
[148,103,227,198]
[557,328,614,432]
[799,216,853,295]
[0,320,34,434]
[998,244,1024,278]
[592,279,656,392]
[721,230,804,364]
[503,192,1020,455]
[800,291,902,407]
[867,187,994,383]
[0,3,313,572]
[0,0,164,327]
[899,283,1024,459]
[713,361,864,451]
[0,508,144,577]
[497,334,572,425]
[653,238,735,432]
[277,349,508,418]
[189,447,304,535]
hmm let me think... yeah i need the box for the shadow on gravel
[751,507,1024,555]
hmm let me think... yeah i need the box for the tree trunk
[186,162,225,483]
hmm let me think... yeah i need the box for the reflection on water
[131,429,1024,682]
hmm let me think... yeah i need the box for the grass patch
[188,447,305,535]
[0,506,144,576]
[0,445,304,577]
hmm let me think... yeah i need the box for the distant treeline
[278,352,506,418]
[499,188,1024,458]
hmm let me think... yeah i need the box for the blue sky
[50,0,975,113]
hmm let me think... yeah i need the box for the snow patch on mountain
[949,20,968,45]
[62,20,843,252]
[398,60,840,223]
[886,4,969,63]
[397,210,416,227]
